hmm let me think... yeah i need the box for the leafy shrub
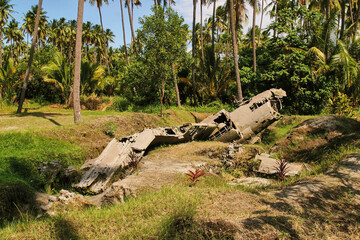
[103,121,117,137]
[325,92,355,117]
[111,96,132,112]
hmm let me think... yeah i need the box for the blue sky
[11,0,269,47]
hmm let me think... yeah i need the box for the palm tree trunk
[126,0,136,49]
[212,0,216,50]
[97,6,110,74]
[353,2,360,41]
[172,63,181,107]
[17,0,43,113]
[252,0,257,72]
[192,0,197,104]
[257,0,264,47]
[73,0,84,123]
[120,0,130,66]
[200,0,204,61]
[0,33,3,67]
[229,0,243,100]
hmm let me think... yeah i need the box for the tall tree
[17,0,43,113]
[0,0,14,67]
[251,0,257,72]
[125,0,137,48]
[120,0,129,65]
[228,0,243,100]
[200,0,206,61]
[192,0,197,103]
[89,0,111,73]
[73,0,85,123]
[4,19,23,60]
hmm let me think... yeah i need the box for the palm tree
[200,0,206,61]
[0,0,14,67]
[82,21,93,60]
[4,19,23,60]
[80,61,106,95]
[89,0,111,73]
[42,52,74,104]
[192,0,198,103]
[17,0,43,113]
[228,0,243,100]
[0,57,16,101]
[120,0,129,65]
[21,5,48,51]
[250,0,258,72]
[125,0,137,50]
[74,0,85,123]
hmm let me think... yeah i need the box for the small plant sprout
[128,151,142,169]
[185,168,205,185]
[275,159,289,184]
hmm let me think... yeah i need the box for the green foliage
[110,95,131,112]
[103,121,117,137]
[326,92,355,117]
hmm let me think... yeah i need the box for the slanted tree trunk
[252,0,257,72]
[73,0,85,123]
[200,0,204,61]
[97,6,110,74]
[228,0,243,100]
[126,0,136,51]
[17,0,43,113]
[172,63,181,107]
[120,0,130,66]
[212,0,216,51]
[0,33,3,67]
[257,0,264,45]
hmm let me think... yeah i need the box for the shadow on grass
[0,111,68,126]
[52,217,80,240]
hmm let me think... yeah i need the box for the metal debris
[76,89,287,194]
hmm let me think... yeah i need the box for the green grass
[0,175,239,239]
[0,131,85,225]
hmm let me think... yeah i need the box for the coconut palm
[73,0,85,123]
[228,0,243,100]
[18,0,43,113]
[21,5,48,50]
[0,0,14,67]
[42,52,73,104]
[125,0,137,50]
[4,19,23,60]
[80,61,106,95]
[0,57,16,101]
[120,0,129,65]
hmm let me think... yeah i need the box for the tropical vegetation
[0,0,359,117]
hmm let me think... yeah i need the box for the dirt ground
[123,141,360,239]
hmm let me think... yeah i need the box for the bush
[111,96,132,112]
[325,92,355,117]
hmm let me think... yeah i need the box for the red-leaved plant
[274,159,289,184]
[185,168,205,185]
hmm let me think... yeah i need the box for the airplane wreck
[75,88,287,194]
